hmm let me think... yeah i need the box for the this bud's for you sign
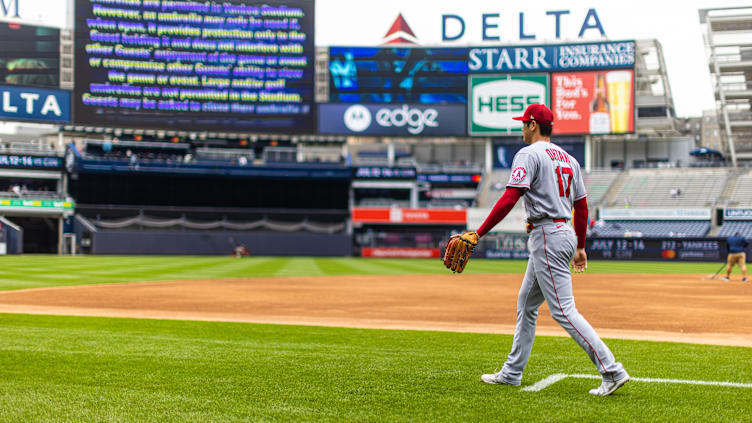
[550,70,633,135]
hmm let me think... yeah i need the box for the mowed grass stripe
[312,258,367,276]
[0,313,749,422]
[274,258,323,277]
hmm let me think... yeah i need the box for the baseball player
[475,104,630,396]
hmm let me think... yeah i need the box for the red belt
[526,218,567,233]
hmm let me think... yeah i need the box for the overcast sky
[317,0,751,118]
[8,0,752,118]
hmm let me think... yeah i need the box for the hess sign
[469,74,549,136]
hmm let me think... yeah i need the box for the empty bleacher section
[476,170,509,208]
[591,220,711,237]
[718,221,752,238]
[195,148,254,164]
[2,140,56,154]
[347,141,484,171]
[582,170,621,207]
[83,139,189,163]
[608,168,729,208]
[727,170,752,207]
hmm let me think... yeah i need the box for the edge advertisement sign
[469,73,549,136]
[319,103,466,136]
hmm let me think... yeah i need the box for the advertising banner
[318,103,466,136]
[469,73,549,136]
[0,199,74,215]
[551,69,634,135]
[467,206,527,233]
[73,0,315,133]
[599,208,712,221]
[0,22,60,88]
[468,41,635,73]
[352,208,466,225]
[0,83,70,123]
[361,247,441,258]
[724,208,752,221]
[587,238,725,262]
[329,47,469,104]
[0,154,62,169]
[417,173,481,183]
[481,233,530,259]
[354,166,417,179]
[317,5,617,46]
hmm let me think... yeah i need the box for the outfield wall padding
[87,230,352,256]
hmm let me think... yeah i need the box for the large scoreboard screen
[74,0,315,133]
[329,47,468,104]
[0,22,60,88]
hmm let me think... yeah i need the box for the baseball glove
[443,231,479,274]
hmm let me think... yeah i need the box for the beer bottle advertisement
[551,70,634,135]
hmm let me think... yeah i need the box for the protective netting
[92,215,345,234]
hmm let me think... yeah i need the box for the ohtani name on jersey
[545,148,570,163]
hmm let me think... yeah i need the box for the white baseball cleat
[481,371,520,386]
[589,374,630,396]
[719,277,730,282]
[743,278,749,283]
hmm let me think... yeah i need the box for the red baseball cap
[512,104,554,126]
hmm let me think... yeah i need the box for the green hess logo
[469,74,549,135]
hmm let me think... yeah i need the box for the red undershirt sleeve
[476,187,525,238]
[573,197,588,249]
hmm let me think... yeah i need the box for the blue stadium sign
[724,208,752,221]
[0,154,61,169]
[0,84,70,123]
[469,40,635,73]
[319,103,467,136]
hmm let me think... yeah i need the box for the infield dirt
[0,273,749,346]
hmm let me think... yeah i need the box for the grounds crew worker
[722,232,749,283]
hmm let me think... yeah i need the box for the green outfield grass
[0,313,748,422]
[0,255,728,291]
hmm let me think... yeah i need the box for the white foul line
[521,373,568,392]
[522,373,752,392]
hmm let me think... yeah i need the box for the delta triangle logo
[382,13,418,45]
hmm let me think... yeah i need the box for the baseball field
[0,256,750,422]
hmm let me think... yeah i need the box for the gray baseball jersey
[506,141,586,222]
[490,140,627,387]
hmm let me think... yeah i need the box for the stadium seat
[609,168,729,208]
[718,221,752,238]
[591,220,711,237]
[727,170,752,207]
